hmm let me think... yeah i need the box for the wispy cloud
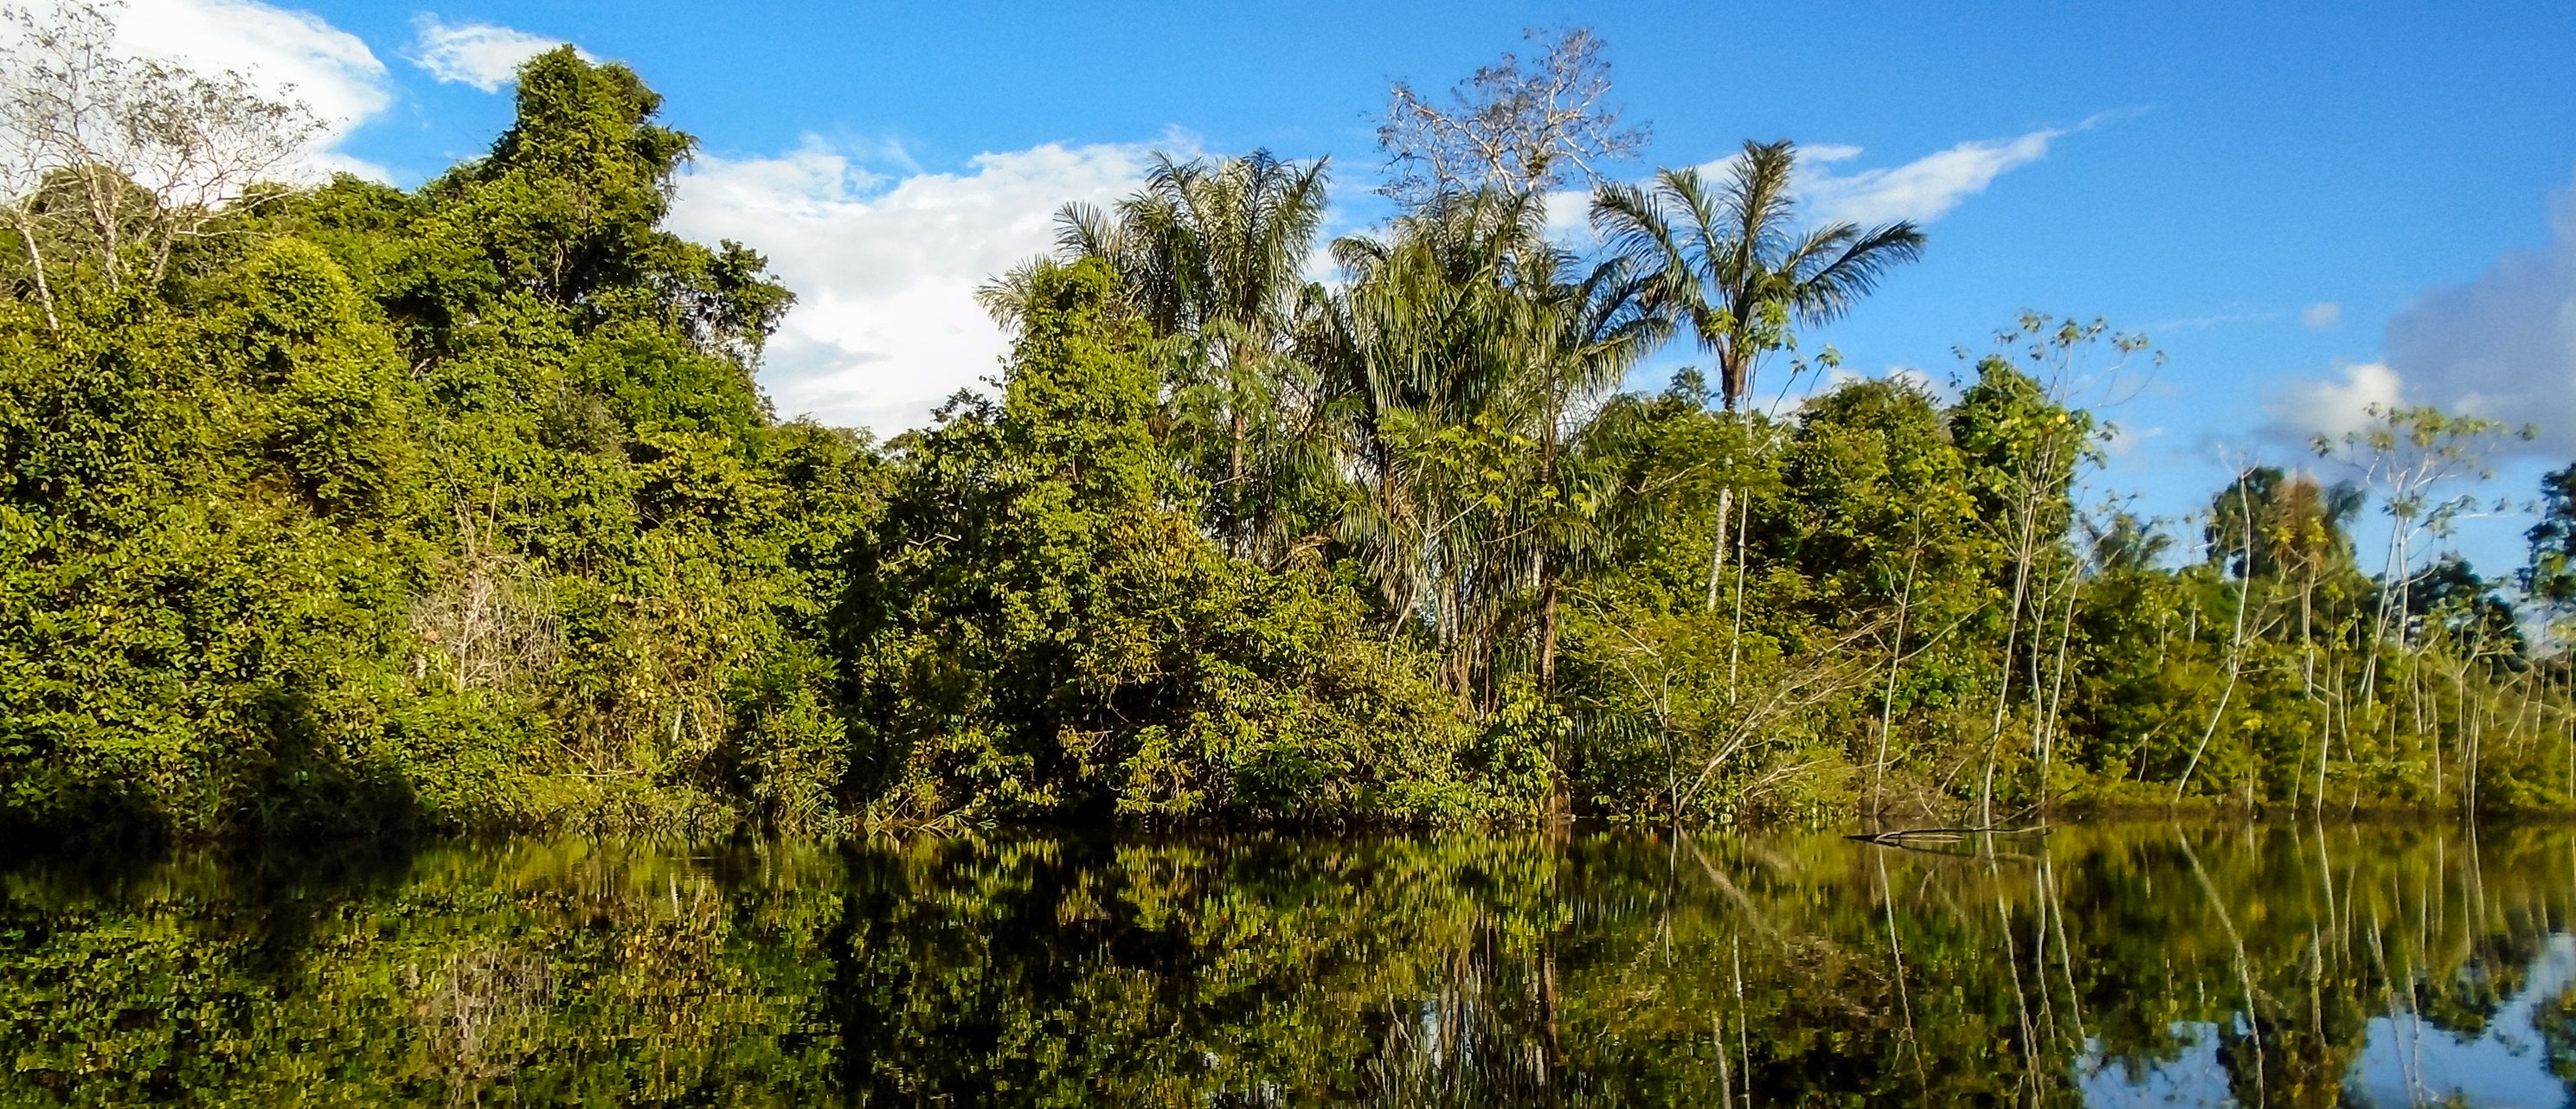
[2302,301,2342,330]
[2103,422,2165,458]
[1795,127,2063,227]
[1543,117,2108,247]
[1794,112,2137,228]
[405,13,582,93]
[2141,310,2277,335]
[667,138,1157,433]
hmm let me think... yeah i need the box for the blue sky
[103,0,2576,576]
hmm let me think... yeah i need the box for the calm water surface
[5,824,2574,1106]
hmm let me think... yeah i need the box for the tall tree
[982,151,1333,561]
[1590,142,1924,413]
[1375,26,1648,206]
[1322,188,1556,698]
[0,0,320,320]
[1525,250,1668,690]
[1590,141,1925,619]
[2524,463,2576,618]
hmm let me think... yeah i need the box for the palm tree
[979,151,1333,561]
[2085,510,2175,574]
[1590,139,1925,413]
[1322,188,1555,698]
[1526,250,1668,690]
[1590,139,1926,612]
[1314,188,1666,721]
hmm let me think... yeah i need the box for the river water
[3,824,2572,1106]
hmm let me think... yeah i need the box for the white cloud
[2375,169,2576,452]
[668,138,1156,433]
[1794,127,2061,227]
[404,13,581,93]
[1539,185,1591,244]
[2302,301,2342,330]
[98,0,392,177]
[2263,360,2406,445]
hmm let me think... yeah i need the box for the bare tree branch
[0,1,320,305]
[1376,26,1648,206]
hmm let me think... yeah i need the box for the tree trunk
[11,213,57,332]
[1539,578,1561,691]
[1874,531,1922,817]
[1537,409,1562,691]
[2036,570,2081,819]
[2176,476,2257,801]
[1706,485,1733,612]
[1727,493,1749,703]
[1226,408,1246,555]
[1980,502,2039,827]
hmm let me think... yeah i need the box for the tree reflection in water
[3,824,2573,1106]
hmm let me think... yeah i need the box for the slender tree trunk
[10,213,57,332]
[1875,528,1922,817]
[1539,579,1560,690]
[2361,504,2409,707]
[1537,410,1563,693]
[2177,473,2257,801]
[2456,659,2475,813]
[1727,494,1749,704]
[2037,568,2082,819]
[2314,693,2333,817]
[1706,484,1733,612]
[81,166,121,293]
[1227,409,1246,557]
[1981,493,2040,827]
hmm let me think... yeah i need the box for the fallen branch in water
[1847,825,2049,847]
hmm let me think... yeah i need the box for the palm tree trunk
[1539,411,1563,692]
[1228,409,1247,556]
[1539,579,1561,690]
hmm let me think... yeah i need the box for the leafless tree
[1376,26,1648,206]
[0,1,319,324]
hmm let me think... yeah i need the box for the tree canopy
[2,16,2572,842]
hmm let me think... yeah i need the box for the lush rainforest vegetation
[4,13,2574,841]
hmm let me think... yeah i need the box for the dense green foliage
[5,824,2574,1105]
[0,49,876,838]
[3,29,2573,840]
[838,260,1494,825]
